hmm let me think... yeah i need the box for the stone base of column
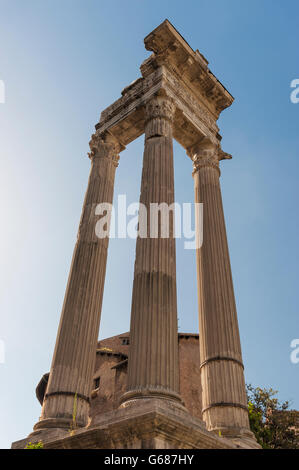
[12,399,260,449]
[119,387,184,408]
[33,417,72,431]
[209,426,260,449]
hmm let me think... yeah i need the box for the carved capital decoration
[192,148,220,175]
[145,96,176,124]
[88,132,122,167]
[188,138,232,176]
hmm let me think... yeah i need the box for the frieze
[96,66,220,149]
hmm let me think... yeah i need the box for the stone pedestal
[13,400,241,449]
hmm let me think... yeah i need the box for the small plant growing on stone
[24,441,43,449]
[69,392,78,436]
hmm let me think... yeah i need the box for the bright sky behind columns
[0,0,298,449]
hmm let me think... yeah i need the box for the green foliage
[24,441,43,449]
[69,392,78,436]
[247,384,299,449]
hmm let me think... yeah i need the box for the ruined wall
[178,335,202,420]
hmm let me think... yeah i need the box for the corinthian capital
[145,96,176,123]
[88,132,123,167]
[188,138,232,175]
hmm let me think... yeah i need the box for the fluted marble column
[189,140,252,438]
[35,132,121,431]
[121,96,181,405]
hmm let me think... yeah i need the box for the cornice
[143,19,234,118]
[94,19,233,154]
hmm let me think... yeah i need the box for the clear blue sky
[0,0,298,449]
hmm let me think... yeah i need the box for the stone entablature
[143,20,233,116]
[95,19,233,153]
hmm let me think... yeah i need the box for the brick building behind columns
[36,332,203,423]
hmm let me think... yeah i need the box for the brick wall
[89,332,202,420]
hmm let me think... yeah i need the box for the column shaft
[192,145,250,435]
[122,96,181,404]
[35,133,120,430]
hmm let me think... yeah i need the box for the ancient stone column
[189,139,252,438]
[34,132,121,431]
[121,95,181,405]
